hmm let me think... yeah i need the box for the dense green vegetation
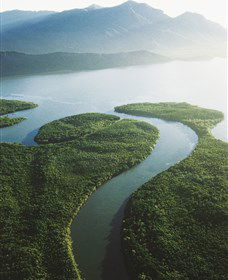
[115,102,224,136]
[0,99,37,127]
[115,102,228,280]
[0,111,159,279]
[0,116,26,128]
[0,99,37,115]
[35,113,120,144]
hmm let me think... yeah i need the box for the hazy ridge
[1,50,170,77]
[1,1,226,58]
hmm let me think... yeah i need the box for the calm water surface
[1,58,227,143]
[1,59,226,279]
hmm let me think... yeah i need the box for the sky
[1,0,227,27]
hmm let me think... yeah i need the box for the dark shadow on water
[101,198,130,280]
[22,129,39,146]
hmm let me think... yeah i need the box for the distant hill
[1,1,226,58]
[1,10,55,30]
[1,50,170,77]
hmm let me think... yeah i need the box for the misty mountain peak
[86,4,102,10]
[120,0,150,8]
[176,11,206,21]
[118,0,168,19]
[122,0,139,6]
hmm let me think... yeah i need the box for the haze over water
[1,58,227,143]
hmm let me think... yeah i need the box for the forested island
[0,109,159,279]
[115,103,227,280]
[0,99,37,128]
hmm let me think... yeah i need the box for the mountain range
[1,1,226,58]
[1,10,55,30]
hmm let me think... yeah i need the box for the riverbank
[115,102,227,280]
[0,111,159,279]
[71,114,197,280]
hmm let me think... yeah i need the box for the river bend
[71,112,198,280]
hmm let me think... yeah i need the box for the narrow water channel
[71,113,198,280]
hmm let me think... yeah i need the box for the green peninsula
[115,103,227,280]
[0,99,37,128]
[0,112,159,279]
[0,116,26,128]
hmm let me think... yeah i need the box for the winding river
[71,113,198,280]
[1,58,226,279]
